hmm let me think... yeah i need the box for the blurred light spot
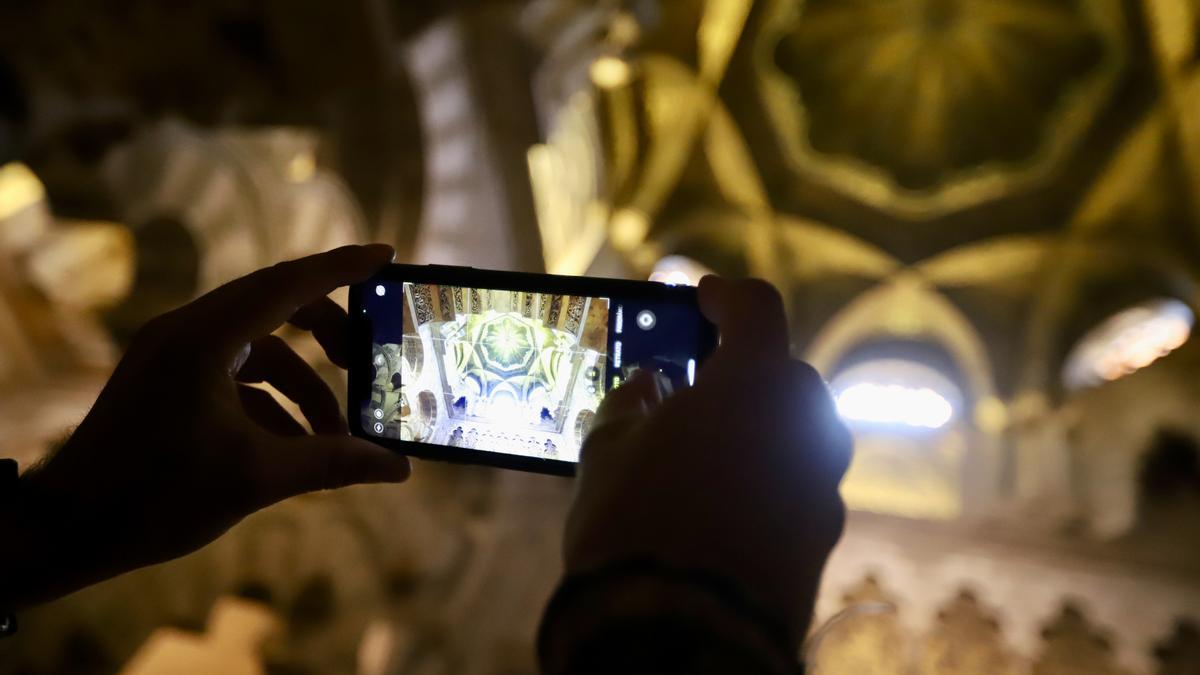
[973,396,1008,434]
[0,162,44,221]
[609,208,648,250]
[1063,298,1193,390]
[609,13,642,46]
[649,255,715,286]
[832,359,960,430]
[590,55,633,89]
[287,152,316,182]
[357,619,403,675]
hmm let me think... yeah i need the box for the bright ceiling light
[1063,298,1193,390]
[836,383,953,429]
[649,255,715,286]
[831,359,960,430]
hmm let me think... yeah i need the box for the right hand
[563,276,853,643]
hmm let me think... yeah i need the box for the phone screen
[354,273,712,468]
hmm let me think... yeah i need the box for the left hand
[9,244,411,608]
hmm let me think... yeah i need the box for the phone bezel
[348,264,718,476]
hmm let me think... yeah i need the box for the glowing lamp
[590,55,633,89]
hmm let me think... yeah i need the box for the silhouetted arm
[539,559,803,675]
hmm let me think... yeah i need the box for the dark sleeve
[538,559,804,675]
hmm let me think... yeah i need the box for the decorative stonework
[438,285,455,321]
[564,296,585,334]
[758,0,1127,216]
[412,284,435,325]
[1032,603,1128,675]
[809,575,908,675]
[920,590,1018,675]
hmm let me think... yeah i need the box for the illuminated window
[831,359,960,430]
[1063,298,1193,390]
[648,255,715,287]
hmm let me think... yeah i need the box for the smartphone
[347,264,718,475]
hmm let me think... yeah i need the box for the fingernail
[386,458,412,481]
[363,243,396,263]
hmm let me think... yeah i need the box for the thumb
[592,369,660,434]
[577,368,660,472]
[262,435,412,502]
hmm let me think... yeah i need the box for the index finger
[186,244,394,358]
[697,275,790,364]
[289,296,351,369]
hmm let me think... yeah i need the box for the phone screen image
[355,273,712,470]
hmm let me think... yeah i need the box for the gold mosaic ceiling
[533,0,1200,400]
[762,0,1125,215]
[516,0,1200,521]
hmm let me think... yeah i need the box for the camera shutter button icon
[636,310,656,330]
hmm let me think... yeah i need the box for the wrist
[0,459,22,626]
[566,540,821,642]
[0,460,46,611]
[541,557,804,674]
[1,463,91,610]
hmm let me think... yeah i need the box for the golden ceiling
[531,0,1200,399]
[1,2,1199,673]
[519,0,1200,522]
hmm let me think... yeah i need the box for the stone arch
[805,274,996,404]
